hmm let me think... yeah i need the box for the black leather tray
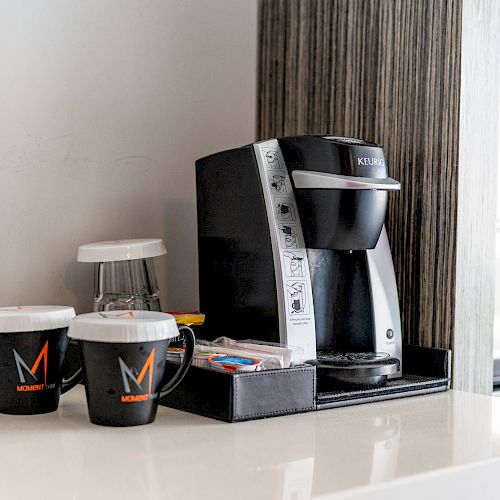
[160,344,450,422]
[161,363,316,422]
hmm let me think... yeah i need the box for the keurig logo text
[13,340,55,392]
[118,349,157,403]
[356,157,385,167]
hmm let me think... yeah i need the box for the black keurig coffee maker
[196,136,402,387]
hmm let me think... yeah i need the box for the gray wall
[0,0,257,313]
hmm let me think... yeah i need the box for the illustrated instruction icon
[275,198,295,222]
[263,148,280,169]
[278,224,298,249]
[286,281,309,315]
[283,251,305,277]
[268,173,288,195]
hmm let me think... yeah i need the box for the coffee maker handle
[292,170,400,190]
[158,325,196,399]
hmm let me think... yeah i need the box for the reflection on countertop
[0,387,499,499]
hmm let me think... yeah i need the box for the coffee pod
[207,355,261,373]
[0,306,76,415]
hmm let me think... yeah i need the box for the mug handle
[61,366,83,394]
[159,325,195,399]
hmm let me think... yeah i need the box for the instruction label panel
[254,140,316,360]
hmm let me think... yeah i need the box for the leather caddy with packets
[161,334,316,423]
[160,362,316,423]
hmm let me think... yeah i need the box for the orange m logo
[13,340,49,385]
[118,349,155,394]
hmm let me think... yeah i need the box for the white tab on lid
[77,238,167,263]
[68,310,180,343]
[0,306,76,333]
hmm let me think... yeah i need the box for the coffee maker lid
[68,310,180,343]
[322,136,379,147]
[0,306,76,333]
[77,238,167,263]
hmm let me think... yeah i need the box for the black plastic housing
[195,135,398,353]
[196,145,280,341]
[279,136,389,250]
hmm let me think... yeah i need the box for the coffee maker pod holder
[161,344,450,423]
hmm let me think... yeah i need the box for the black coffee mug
[0,306,76,415]
[66,311,195,426]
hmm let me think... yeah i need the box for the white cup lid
[0,306,76,333]
[68,310,180,343]
[77,238,167,263]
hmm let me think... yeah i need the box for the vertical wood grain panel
[258,0,462,351]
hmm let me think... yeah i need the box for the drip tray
[316,344,451,410]
[316,374,449,410]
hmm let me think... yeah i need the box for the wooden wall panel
[258,0,462,351]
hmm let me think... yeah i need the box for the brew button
[386,329,394,339]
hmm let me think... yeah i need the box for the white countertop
[2,387,500,500]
